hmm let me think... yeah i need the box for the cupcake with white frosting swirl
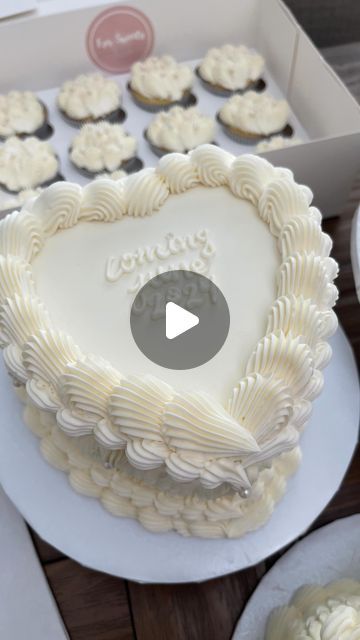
[0,91,51,140]
[0,137,60,193]
[256,135,302,153]
[266,579,360,640]
[145,106,215,156]
[197,44,265,96]
[57,73,124,127]
[0,186,43,215]
[128,55,195,112]
[95,169,127,181]
[70,122,141,177]
[218,91,292,144]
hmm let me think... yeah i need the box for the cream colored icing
[147,106,215,152]
[199,44,264,90]
[95,169,127,181]
[220,91,290,135]
[0,91,44,137]
[256,135,302,152]
[0,145,338,537]
[105,228,216,293]
[0,137,58,192]
[70,122,137,173]
[130,55,193,101]
[57,73,121,120]
[266,580,360,640]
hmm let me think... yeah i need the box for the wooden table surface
[28,46,360,640]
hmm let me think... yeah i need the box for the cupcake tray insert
[0,57,308,213]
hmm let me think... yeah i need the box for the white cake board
[233,514,360,639]
[0,326,358,584]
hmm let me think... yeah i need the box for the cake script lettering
[105,229,216,293]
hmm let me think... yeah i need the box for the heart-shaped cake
[0,145,338,538]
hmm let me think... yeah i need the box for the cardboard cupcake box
[0,0,359,217]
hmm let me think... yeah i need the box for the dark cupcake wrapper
[127,82,197,113]
[59,106,127,129]
[0,171,64,196]
[216,111,294,145]
[143,128,217,158]
[0,101,54,142]
[0,207,16,218]
[195,67,266,97]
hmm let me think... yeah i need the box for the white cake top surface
[70,122,137,173]
[199,44,264,90]
[220,91,290,136]
[0,137,58,192]
[130,55,193,101]
[0,91,44,138]
[147,106,215,152]
[57,73,121,120]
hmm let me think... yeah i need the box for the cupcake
[0,137,60,193]
[256,135,302,153]
[69,122,142,177]
[197,44,265,96]
[0,187,43,215]
[57,73,125,127]
[128,55,195,112]
[145,106,215,156]
[95,169,127,181]
[0,91,52,140]
[217,91,292,144]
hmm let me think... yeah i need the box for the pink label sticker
[86,5,154,74]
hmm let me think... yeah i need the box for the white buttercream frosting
[266,580,360,640]
[147,106,215,152]
[256,135,302,152]
[130,55,193,101]
[219,91,290,136]
[0,91,45,138]
[0,145,338,537]
[57,73,121,120]
[199,44,264,90]
[0,137,58,192]
[70,122,137,173]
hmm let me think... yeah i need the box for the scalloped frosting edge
[0,145,338,536]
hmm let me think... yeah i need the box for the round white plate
[233,514,360,639]
[0,326,358,583]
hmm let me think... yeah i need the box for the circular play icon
[130,270,230,370]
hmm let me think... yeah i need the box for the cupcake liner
[216,111,294,145]
[195,67,266,97]
[127,82,197,113]
[0,102,54,142]
[69,151,143,179]
[143,128,217,158]
[0,171,64,196]
[59,106,127,128]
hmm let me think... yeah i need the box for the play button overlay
[166,302,199,340]
[130,270,230,370]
